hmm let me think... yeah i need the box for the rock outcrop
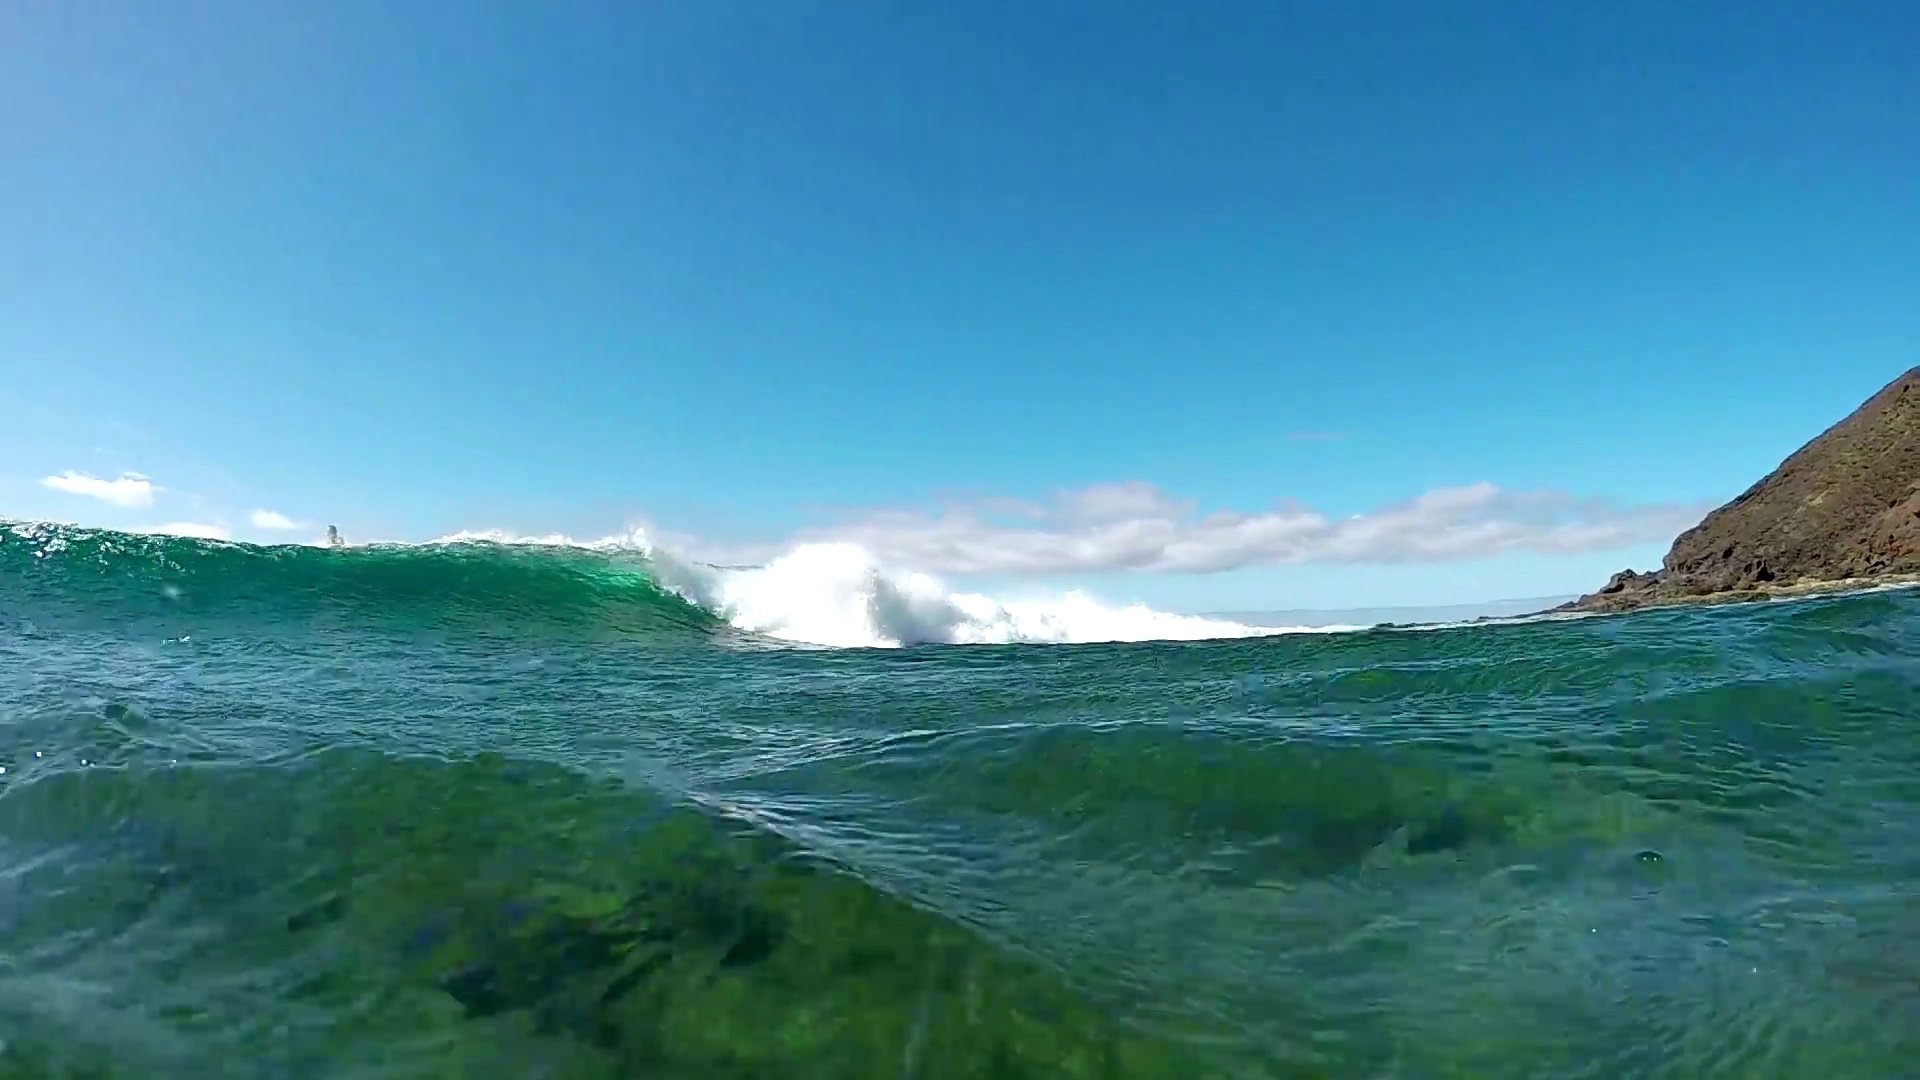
[1566,366,1920,612]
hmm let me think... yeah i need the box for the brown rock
[1566,366,1920,612]
[1596,568,1662,595]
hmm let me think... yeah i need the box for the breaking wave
[2,521,1356,648]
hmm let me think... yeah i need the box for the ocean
[3,522,1918,1078]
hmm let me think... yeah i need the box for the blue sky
[3,1,1915,611]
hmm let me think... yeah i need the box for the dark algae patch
[0,753,1222,1078]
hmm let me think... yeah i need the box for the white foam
[422,528,1342,648]
[680,542,1363,647]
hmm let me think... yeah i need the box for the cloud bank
[711,481,1708,576]
[136,521,232,541]
[16,467,1703,580]
[40,471,157,508]
[249,509,305,531]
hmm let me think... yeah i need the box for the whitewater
[423,526,1360,648]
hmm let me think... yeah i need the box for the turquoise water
[3,524,1918,1077]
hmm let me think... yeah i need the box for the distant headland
[1556,366,1920,615]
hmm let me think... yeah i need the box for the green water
[3,524,1918,1077]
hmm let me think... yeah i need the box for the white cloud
[249,509,305,531]
[1055,480,1190,524]
[136,521,232,541]
[40,471,158,508]
[716,481,1709,576]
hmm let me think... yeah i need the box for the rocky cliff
[1567,366,1920,612]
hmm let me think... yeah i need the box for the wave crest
[5,521,1352,649]
[435,528,1348,648]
